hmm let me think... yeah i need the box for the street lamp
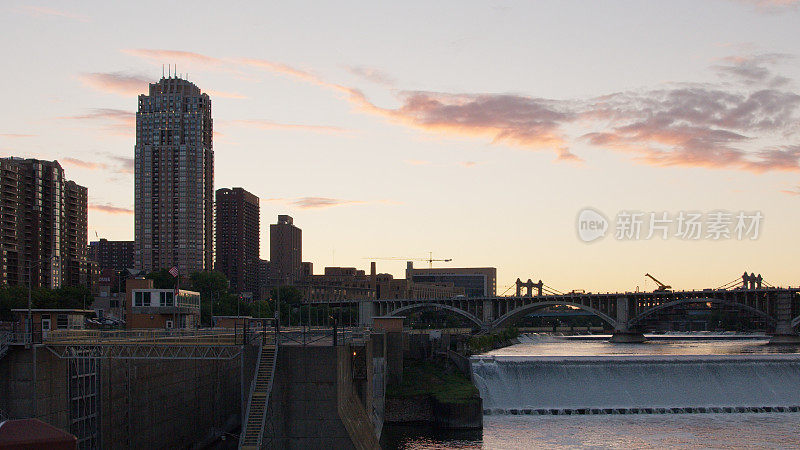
[27,255,57,419]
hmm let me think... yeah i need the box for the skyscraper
[0,158,88,288]
[134,76,214,275]
[270,215,301,284]
[215,187,259,295]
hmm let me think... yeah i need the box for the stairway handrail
[239,331,264,448]
[255,331,278,448]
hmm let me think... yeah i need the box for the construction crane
[364,252,452,268]
[644,273,672,292]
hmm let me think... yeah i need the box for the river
[383,334,800,449]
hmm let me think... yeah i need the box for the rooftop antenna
[168,64,171,78]
[162,64,165,78]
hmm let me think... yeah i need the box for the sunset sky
[1,0,799,293]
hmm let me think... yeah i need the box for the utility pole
[27,259,38,419]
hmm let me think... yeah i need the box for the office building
[125,277,201,329]
[0,158,88,288]
[215,187,259,295]
[134,75,214,275]
[269,215,301,284]
[406,262,496,297]
[300,263,464,302]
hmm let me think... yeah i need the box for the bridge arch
[629,297,776,327]
[491,301,617,331]
[387,302,484,328]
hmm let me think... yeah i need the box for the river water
[384,335,800,449]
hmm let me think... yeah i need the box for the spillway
[471,355,800,415]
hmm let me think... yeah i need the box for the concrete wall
[264,346,352,449]
[0,345,243,449]
[336,345,381,450]
[100,357,241,449]
[0,346,69,429]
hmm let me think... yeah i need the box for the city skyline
[2,1,800,292]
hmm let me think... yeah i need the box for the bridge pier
[482,299,494,325]
[358,300,376,327]
[610,296,645,343]
[769,292,800,344]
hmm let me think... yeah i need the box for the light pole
[27,256,53,419]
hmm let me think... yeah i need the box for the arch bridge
[318,287,800,343]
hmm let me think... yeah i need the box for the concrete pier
[609,332,647,343]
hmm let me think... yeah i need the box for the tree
[269,286,303,305]
[145,269,177,289]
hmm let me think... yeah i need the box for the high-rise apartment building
[215,187,259,295]
[269,215,301,284]
[89,239,134,272]
[0,158,89,288]
[134,76,214,275]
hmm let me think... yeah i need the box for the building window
[160,291,174,307]
[57,314,68,329]
[134,291,144,307]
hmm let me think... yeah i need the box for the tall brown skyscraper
[134,76,214,275]
[270,215,301,284]
[215,187,259,295]
[0,158,88,288]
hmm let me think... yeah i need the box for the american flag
[168,266,179,277]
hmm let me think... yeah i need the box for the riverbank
[385,358,482,429]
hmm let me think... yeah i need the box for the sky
[1,0,799,294]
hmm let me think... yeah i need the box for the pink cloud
[62,157,107,171]
[89,203,133,215]
[346,66,396,86]
[226,119,349,134]
[404,160,431,166]
[122,49,224,67]
[61,154,134,174]
[0,133,35,139]
[781,186,800,196]
[205,89,247,99]
[59,109,135,136]
[736,0,800,10]
[123,49,800,178]
[19,6,89,21]
[262,197,399,210]
[78,72,150,96]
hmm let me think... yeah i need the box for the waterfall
[471,355,800,415]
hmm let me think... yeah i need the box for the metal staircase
[239,334,277,449]
[0,331,9,361]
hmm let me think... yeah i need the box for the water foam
[471,355,800,415]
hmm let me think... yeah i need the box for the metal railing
[0,331,10,359]
[276,325,370,346]
[42,327,249,346]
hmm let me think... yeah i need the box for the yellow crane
[365,252,452,268]
[645,273,672,292]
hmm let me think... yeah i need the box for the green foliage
[387,360,479,404]
[269,286,303,305]
[145,269,177,289]
[0,284,92,321]
[468,327,520,354]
